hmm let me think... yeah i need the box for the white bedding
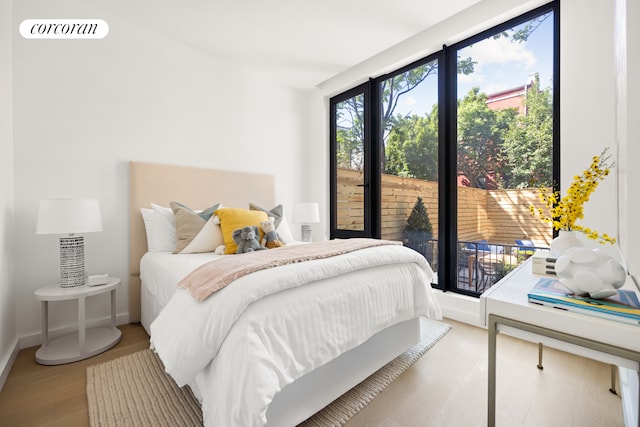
[141,251,219,310]
[146,244,441,427]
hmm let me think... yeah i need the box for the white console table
[34,277,121,365]
[480,260,640,426]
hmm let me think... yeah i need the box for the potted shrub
[404,196,433,257]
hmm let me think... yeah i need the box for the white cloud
[461,37,537,71]
[403,96,417,107]
[457,37,538,96]
[457,72,483,86]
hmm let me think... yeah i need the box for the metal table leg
[488,314,497,427]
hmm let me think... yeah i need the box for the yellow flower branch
[530,147,616,244]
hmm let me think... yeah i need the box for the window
[330,2,558,296]
[379,57,442,279]
[453,6,558,295]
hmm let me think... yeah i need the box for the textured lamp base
[301,224,312,242]
[60,235,85,287]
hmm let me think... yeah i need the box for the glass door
[330,82,375,238]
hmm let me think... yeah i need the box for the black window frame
[329,1,559,296]
[329,80,379,239]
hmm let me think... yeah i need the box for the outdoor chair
[515,239,536,257]
[466,240,490,252]
[478,258,500,292]
[457,245,471,285]
[467,240,504,256]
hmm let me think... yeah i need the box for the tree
[379,58,475,154]
[405,196,433,234]
[337,57,476,173]
[384,104,439,181]
[404,196,434,256]
[384,115,412,177]
[334,12,551,180]
[501,74,554,187]
[456,88,517,189]
[335,95,365,170]
[493,13,551,43]
[379,61,440,144]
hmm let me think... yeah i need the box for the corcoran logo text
[20,19,109,39]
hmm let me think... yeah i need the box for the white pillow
[152,203,178,251]
[139,204,178,252]
[140,208,157,250]
[277,211,295,244]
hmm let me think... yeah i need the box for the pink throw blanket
[179,238,402,301]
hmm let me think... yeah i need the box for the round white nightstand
[34,277,122,365]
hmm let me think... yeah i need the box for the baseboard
[18,311,130,350]
[0,337,19,392]
[434,289,482,326]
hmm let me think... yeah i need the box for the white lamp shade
[293,202,320,224]
[36,198,103,235]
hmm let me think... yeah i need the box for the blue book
[527,278,640,325]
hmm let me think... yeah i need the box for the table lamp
[36,198,103,287]
[293,202,319,243]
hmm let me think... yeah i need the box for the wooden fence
[337,168,552,246]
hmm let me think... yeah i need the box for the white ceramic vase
[550,230,582,257]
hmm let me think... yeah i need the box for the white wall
[560,0,618,253]
[616,0,640,278]
[302,89,329,239]
[615,0,640,418]
[12,0,307,343]
[0,0,17,388]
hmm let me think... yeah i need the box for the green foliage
[380,60,438,144]
[383,79,553,191]
[501,74,554,187]
[494,259,518,283]
[457,88,516,189]
[457,56,476,75]
[334,14,554,191]
[405,196,433,234]
[384,104,439,181]
[380,58,475,146]
[493,12,552,43]
[335,95,365,170]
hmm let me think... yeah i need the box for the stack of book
[528,277,640,325]
[531,251,557,276]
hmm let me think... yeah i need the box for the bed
[128,161,442,426]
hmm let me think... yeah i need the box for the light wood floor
[0,324,150,427]
[0,320,623,427]
[346,319,623,427]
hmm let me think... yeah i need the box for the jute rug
[87,320,450,427]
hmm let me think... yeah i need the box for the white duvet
[150,244,441,427]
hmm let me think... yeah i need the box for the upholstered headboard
[128,161,276,322]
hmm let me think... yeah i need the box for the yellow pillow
[215,207,269,254]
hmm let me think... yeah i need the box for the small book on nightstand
[528,277,640,325]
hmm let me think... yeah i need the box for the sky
[395,11,554,117]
